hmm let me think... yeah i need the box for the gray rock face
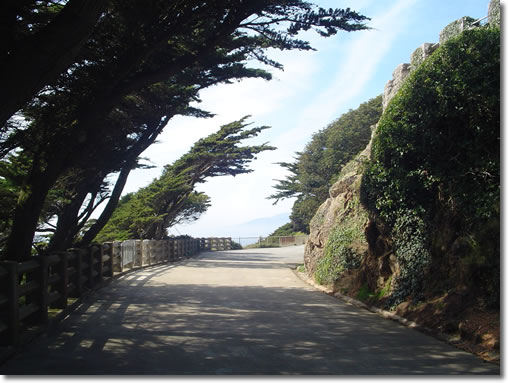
[410,42,439,72]
[488,0,500,27]
[439,16,477,44]
[382,63,410,111]
[304,133,372,279]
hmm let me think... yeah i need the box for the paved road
[1,246,499,375]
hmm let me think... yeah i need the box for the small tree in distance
[95,118,275,242]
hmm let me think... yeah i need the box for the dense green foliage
[315,217,364,285]
[268,223,306,237]
[270,95,382,233]
[96,118,274,242]
[389,211,431,304]
[362,27,500,305]
[313,164,368,285]
[0,1,369,260]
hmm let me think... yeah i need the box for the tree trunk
[78,163,133,246]
[2,166,58,261]
[46,189,90,253]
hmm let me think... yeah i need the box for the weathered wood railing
[0,237,232,347]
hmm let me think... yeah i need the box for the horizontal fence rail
[0,237,231,348]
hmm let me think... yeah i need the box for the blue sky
[120,0,494,238]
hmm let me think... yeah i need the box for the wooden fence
[198,237,232,251]
[0,237,232,347]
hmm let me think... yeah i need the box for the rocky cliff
[303,0,500,362]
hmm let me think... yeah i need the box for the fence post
[38,256,50,324]
[158,240,164,263]
[178,239,182,258]
[136,240,143,268]
[141,240,146,266]
[151,240,156,264]
[162,240,167,262]
[24,256,49,325]
[1,261,19,346]
[52,252,68,309]
[169,239,174,261]
[118,241,127,272]
[93,244,104,283]
[73,249,83,297]
[102,243,114,278]
[142,240,148,266]
[114,241,123,273]
[85,247,94,288]
[69,248,84,297]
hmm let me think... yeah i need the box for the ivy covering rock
[303,4,500,362]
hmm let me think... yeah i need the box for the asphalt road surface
[0,246,500,375]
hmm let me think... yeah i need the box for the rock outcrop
[382,64,410,111]
[305,132,371,278]
[304,0,500,295]
[303,0,500,362]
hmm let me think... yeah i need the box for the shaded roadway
[0,246,500,375]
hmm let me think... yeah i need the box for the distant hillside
[218,212,291,239]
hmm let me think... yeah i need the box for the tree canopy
[270,95,382,232]
[0,1,369,261]
[0,0,108,128]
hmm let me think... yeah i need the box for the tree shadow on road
[182,250,303,270]
[1,262,500,375]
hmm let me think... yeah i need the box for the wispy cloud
[273,0,418,150]
[126,0,420,236]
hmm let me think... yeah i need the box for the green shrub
[376,276,392,300]
[362,27,500,304]
[389,210,431,306]
[356,284,374,302]
[269,222,309,237]
[315,214,365,285]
